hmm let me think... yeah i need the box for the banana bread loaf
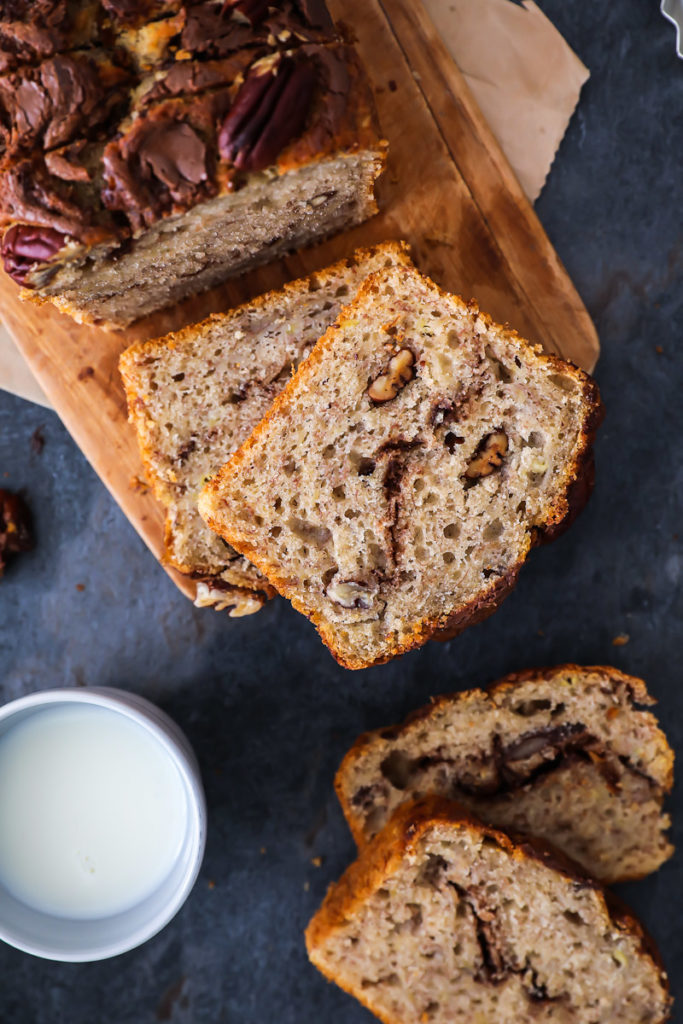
[198,263,603,668]
[120,241,412,615]
[306,797,672,1024]
[0,1,386,327]
[335,664,673,883]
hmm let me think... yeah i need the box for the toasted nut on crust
[464,430,508,480]
[368,348,415,403]
[325,577,376,609]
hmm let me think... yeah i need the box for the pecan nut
[325,576,376,609]
[1,223,66,285]
[464,430,508,480]
[0,489,33,577]
[367,348,415,403]
[218,53,316,172]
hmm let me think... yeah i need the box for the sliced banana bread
[306,797,672,1024]
[120,241,413,614]
[198,263,603,667]
[335,664,673,883]
[0,3,386,327]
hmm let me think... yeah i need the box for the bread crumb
[612,633,630,646]
[655,346,664,355]
[311,856,323,868]
[30,427,45,455]
[208,879,215,890]
[130,475,150,494]
[304,880,310,892]
[75,583,85,592]
[260,846,267,855]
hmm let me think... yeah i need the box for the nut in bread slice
[199,262,603,664]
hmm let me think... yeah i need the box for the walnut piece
[464,430,508,480]
[325,577,376,609]
[0,489,34,577]
[194,581,264,617]
[367,348,415,403]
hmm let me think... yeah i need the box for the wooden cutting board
[0,0,599,606]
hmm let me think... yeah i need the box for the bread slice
[120,241,413,614]
[306,797,672,1024]
[198,263,603,666]
[335,664,673,883]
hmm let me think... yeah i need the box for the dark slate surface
[0,2,682,1021]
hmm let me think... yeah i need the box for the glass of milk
[0,688,206,961]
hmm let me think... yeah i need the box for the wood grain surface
[0,0,600,606]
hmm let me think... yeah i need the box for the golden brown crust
[305,796,671,1019]
[120,241,412,597]
[335,663,674,848]
[199,269,604,669]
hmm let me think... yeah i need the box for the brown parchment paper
[422,0,589,203]
[0,0,589,409]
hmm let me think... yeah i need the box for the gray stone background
[0,2,682,1021]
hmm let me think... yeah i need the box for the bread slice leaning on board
[305,797,672,1024]
[120,241,413,616]
[335,664,674,884]
[198,261,604,667]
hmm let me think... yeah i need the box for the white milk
[0,704,188,919]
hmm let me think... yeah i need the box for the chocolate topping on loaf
[0,1,99,73]
[101,93,220,231]
[181,0,334,54]
[0,0,384,324]
[136,52,257,105]
[0,51,131,159]
[99,0,182,25]
[0,35,362,256]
